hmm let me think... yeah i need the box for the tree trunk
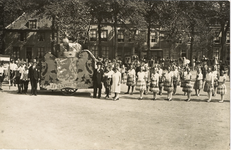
[114,16,118,59]
[51,15,55,56]
[220,20,229,62]
[190,23,194,66]
[98,20,102,58]
[147,22,151,60]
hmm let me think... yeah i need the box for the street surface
[0,71,230,150]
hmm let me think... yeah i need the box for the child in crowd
[125,64,136,95]
[204,67,214,102]
[183,68,192,102]
[217,70,226,103]
[193,67,203,96]
[150,67,159,100]
[163,67,173,101]
[136,66,146,100]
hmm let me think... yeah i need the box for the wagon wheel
[61,88,77,95]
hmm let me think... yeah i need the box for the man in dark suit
[29,59,40,96]
[92,62,104,99]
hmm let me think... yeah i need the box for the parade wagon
[39,41,97,95]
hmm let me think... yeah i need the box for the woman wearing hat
[150,67,159,100]
[136,66,146,100]
[217,70,227,103]
[125,64,136,95]
[111,66,121,100]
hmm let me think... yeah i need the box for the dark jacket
[92,68,104,88]
[29,65,40,80]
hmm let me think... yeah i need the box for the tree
[142,0,162,59]
[42,0,91,42]
[211,1,230,62]
[86,0,111,57]
[108,0,144,59]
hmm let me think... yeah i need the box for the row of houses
[1,12,230,63]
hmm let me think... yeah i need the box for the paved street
[0,74,230,150]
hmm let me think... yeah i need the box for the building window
[102,47,109,58]
[227,32,230,43]
[91,46,98,57]
[214,32,220,44]
[13,47,20,60]
[38,32,45,41]
[19,32,27,41]
[101,30,108,41]
[38,47,45,58]
[29,20,37,29]
[127,30,135,42]
[118,30,124,42]
[151,35,156,43]
[128,30,135,42]
[90,30,97,41]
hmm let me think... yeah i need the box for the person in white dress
[111,67,121,101]
[212,66,219,96]
[144,65,150,95]
[172,65,179,95]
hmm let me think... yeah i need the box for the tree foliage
[2,0,230,60]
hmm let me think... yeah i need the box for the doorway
[26,47,32,62]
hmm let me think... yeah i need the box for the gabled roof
[6,11,52,30]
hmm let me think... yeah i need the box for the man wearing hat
[29,59,40,96]
[92,61,104,98]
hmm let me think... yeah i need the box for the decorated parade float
[39,38,97,95]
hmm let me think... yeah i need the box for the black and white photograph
[0,0,230,149]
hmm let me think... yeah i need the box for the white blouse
[137,72,146,81]
[218,76,226,82]
[196,73,203,80]
[165,72,173,81]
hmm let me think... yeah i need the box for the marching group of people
[0,55,228,103]
[0,59,40,96]
[92,56,228,103]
